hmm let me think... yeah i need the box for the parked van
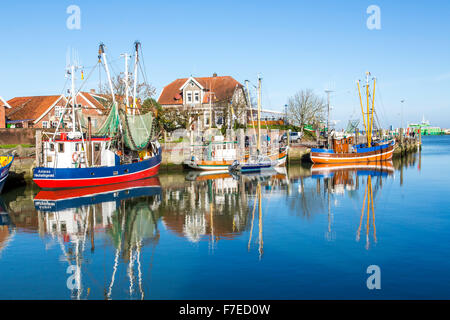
[280,132,303,143]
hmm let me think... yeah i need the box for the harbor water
[0,135,449,299]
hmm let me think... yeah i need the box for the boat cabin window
[58,143,64,153]
[94,143,100,152]
[49,143,55,152]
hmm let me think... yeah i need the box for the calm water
[0,136,449,300]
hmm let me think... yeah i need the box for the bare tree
[287,89,326,134]
[99,73,156,111]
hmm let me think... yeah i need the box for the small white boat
[229,155,277,173]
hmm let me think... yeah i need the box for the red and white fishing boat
[311,72,395,164]
[33,43,161,189]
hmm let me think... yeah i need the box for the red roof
[78,92,108,112]
[158,76,243,105]
[5,95,65,121]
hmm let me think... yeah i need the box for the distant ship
[408,116,444,136]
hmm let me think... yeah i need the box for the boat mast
[121,53,130,114]
[257,76,262,154]
[99,44,116,106]
[357,72,376,147]
[325,90,333,149]
[370,77,376,144]
[245,80,257,147]
[99,43,123,141]
[132,42,140,116]
[71,65,77,134]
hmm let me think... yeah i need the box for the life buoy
[72,152,79,163]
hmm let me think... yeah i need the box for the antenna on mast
[121,53,131,114]
[132,41,140,116]
[98,43,116,106]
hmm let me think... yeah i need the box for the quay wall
[0,128,38,145]
[1,134,420,188]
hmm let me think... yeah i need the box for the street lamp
[284,104,288,125]
[400,99,405,130]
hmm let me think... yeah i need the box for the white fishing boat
[33,43,162,189]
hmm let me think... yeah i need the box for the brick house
[0,96,12,128]
[157,74,248,131]
[2,91,107,129]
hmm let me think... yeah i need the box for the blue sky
[1,0,450,128]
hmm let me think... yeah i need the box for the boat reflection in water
[33,178,162,300]
[0,197,14,256]
[163,169,288,248]
[310,161,394,248]
[172,169,289,258]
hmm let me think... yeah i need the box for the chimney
[90,89,96,94]
[213,73,217,77]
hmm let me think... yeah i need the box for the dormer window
[194,91,200,103]
[186,91,193,103]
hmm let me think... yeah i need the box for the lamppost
[400,99,405,129]
[284,104,288,125]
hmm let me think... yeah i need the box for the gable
[158,76,243,106]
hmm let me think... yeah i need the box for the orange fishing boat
[311,72,396,164]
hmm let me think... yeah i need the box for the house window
[55,106,63,117]
[52,121,58,128]
[42,121,48,128]
[58,143,64,153]
[194,91,200,103]
[186,91,192,103]
[204,115,210,126]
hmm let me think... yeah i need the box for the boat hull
[33,148,162,189]
[184,160,233,171]
[34,177,161,212]
[0,156,14,194]
[311,161,395,177]
[310,144,395,164]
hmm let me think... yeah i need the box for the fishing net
[96,103,121,137]
[121,111,153,151]
[95,102,154,151]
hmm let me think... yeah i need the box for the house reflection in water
[161,169,290,248]
[161,172,250,244]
